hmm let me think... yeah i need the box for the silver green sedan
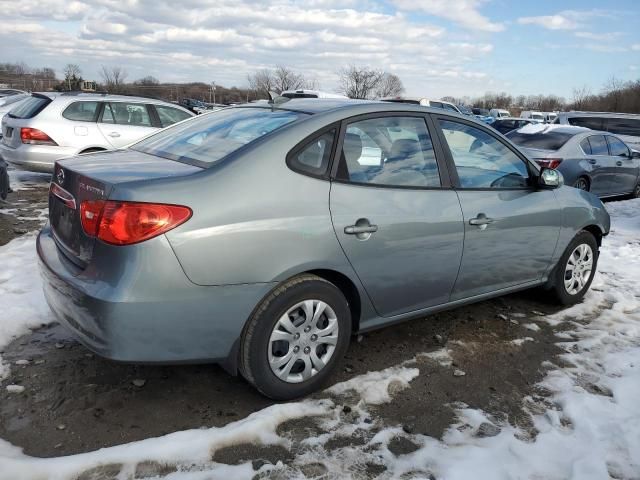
[38,99,610,399]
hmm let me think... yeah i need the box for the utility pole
[211,82,216,104]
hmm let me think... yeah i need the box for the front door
[434,116,562,300]
[97,102,157,148]
[329,114,464,317]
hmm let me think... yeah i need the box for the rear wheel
[629,182,640,199]
[548,231,598,305]
[240,274,351,400]
[573,177,590,192]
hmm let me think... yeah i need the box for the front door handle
[616,161,623,166]
[469,213,494,230]
[588,159,597,165]
[345,224,378,235]
[108,132,121,138]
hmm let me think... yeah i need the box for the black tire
[548,231,598,305]
[0,163,9,200]
[628,182,640,199]
[240,274,351,400]
[573,177,590,192]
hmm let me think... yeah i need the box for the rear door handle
[588,159,597,165]
[108,132,121,138]
[345,224,378,235]
[616,161,623,166]
[469,213,494,230]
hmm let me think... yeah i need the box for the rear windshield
[8,95,51,119]
[132,107,307,167]
[507,131,575,151]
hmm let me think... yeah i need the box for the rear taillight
[535,158,563,169]
[20,127,57,146]
[80,200,192,246]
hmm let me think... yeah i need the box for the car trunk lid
[49,149,202,267]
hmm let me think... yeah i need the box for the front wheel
[548,231,598,305]
[240,274,351,400]
[573,177,590,191]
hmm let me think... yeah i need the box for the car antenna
[268,91,290,110]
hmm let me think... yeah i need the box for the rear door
[97,101,157,148]
[433,115,561,300]
[606,135,638,194]
[329,114,464,317]
[586,135,615,195]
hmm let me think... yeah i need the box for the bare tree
[247,69,275,98]
[338,65,385,99]
[134,75,159,86]
[375,73,404,98]
[272,65,307,93]
[100,65,128,93]
[572,85,592,111]
[63,63,82,90]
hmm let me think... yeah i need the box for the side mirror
[632,150,640,159]
[538,167,564,189]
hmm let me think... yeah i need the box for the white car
[489,108,511,119]
[0,92,194,172]
[554,111,640,151]
[380,97,462,114]
[520,111,545,123]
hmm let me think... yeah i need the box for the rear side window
[507,131,574,150]
[580,138,592,154]
[8,95,51,119]
[288,129,336,176]
[155,105,192,128]
[132,107,306,167]
[101,102,152,127]
[62,101,99,122]
[336,116,440,188]
[568,117,605,130]
[606,136,629,156]
[588,135,608,155]
[430,102,444,109]
[607,118,640,137]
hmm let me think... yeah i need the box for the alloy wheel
[573,178,589,191]
[564,243,593,295]
[268,300,339,383]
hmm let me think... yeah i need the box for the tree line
[1,61,638,114]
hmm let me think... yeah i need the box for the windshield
[507,130,575,151]
[132,107,307,167]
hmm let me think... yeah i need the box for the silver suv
[554,112,640,151]
[0,92,194,172]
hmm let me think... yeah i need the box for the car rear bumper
[37,224,275,365]
[0,143,77,173]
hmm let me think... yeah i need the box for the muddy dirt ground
[0,172,573,475]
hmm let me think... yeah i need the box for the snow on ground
[7,169,50,192]
[0,235,52,380]
[1,199,640,479]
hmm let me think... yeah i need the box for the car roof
[559,111,640,118]
[514,124,592,136]
[40,92,184,107]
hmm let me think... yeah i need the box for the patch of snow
[5,385,25,394]
[415,348,453,367]
[7,170,50,191]
[0,235,52,380]
[327,365,419,405]
[523,323,541,332]
[510,337,535,346]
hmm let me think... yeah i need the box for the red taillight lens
[80,200,106,236]
[535,158,563,169]
[20,128,57,146]
[50,183,77,209]
[80,200,192,245]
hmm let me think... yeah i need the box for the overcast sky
[1,0,639,99]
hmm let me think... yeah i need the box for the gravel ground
[0,178,570,474]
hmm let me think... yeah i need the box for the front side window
[101,102,152,127]
[607,118,640,137]
[155,105,192,128]
[440,119,530,189]
[62,101,99,122]
[288,129,335,176]
[132,107,306,167]
[588,135,608,155]
[606,136,630,157]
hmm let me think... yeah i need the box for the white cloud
[392,0,504,32]
[574,31,623,41]
[632,44,640,51]
[517,9,610,31]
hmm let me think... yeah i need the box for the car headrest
[389,139,420,163]
[343,132,363,165]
